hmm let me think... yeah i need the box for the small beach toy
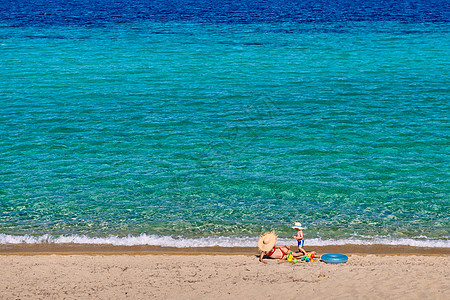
[300,253,314,262]
[286,252,293,262]
[321,254,348,264]
[293,258,298,263]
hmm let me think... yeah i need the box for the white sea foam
[0,233,449,248]
[300,237,450,248]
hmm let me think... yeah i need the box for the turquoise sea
[0,0,449,248]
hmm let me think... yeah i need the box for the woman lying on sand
[258,232,318,263]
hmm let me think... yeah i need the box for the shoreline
[1,243,449,255]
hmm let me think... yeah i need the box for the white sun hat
[292,222,305,229]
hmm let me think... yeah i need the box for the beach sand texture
[1,254,448,299]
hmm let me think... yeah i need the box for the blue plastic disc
[321,254,348,264]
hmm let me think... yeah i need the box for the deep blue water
[2,0,449,27]
[0,0,449,248]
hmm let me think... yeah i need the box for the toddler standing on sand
[292,222,307,255]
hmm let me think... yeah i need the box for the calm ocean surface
[1,0,449,247]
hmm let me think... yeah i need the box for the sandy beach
[1,246,448,299]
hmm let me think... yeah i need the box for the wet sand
[1,243,449,255]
